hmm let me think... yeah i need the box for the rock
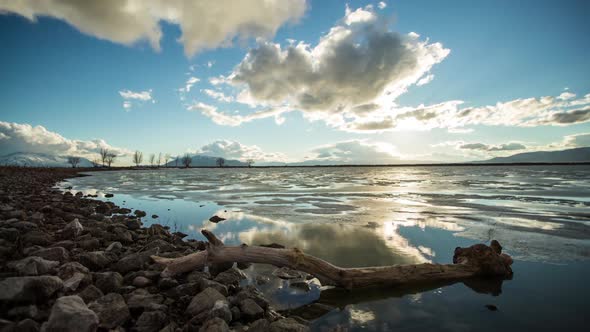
[234,286,269,310]
[105,242,122,252]
[22,230,53,246]
[113,208,131,214]
[58,262,92,292]
[135,310,167,332]
[132,276,151,288]
[289,281,311,292]
[77,285,104,304]
[273,267,304,280]
[255,275,270,285]
[213,267,246,287]
[198,318,229,332]
[239,299,264,321]
[62,219,83,238]
[126,289,165,313]
[269,318,309,332]
[7,305,41,321]
[0,276,63,303]
[88,293,130,329]
[249,319,270,332]
[198,279,228,297]
[159,322,178,332]
[145,239,175,252]
[157,278,178,290]
[0,227,19,241]
[79,251,113,271]
[8,257,59,276]
[78,238,100,250]
[95,204,110,214]
[151,214,158,219]
[125,219,142,230]
[186,287,227,317]
[113,248,158,274]
[14,318,40,332]
[30,247,69,263]
[43,295,98,332]
[208,215,226,223]
[93,271,123,294]
[52,240,75,250]
[134,210,147,218]
[485,304,498,311]
[187,270,211,283]
[209,300,232,323]
[164,282,200,299]
[104,193,114,198]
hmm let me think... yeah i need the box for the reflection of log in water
[153,229,513,290]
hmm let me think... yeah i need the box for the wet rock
[255,275,270,285]
[0,276,63,303]
[233,286,269,310]
[95,204,110,215]
[198,318,229,332]
[88,293,130,329]
[79,251,113,271]
[134,210,147,218]
[289,281,311,292]
[133,276,152,288]
[209,300,232,324]
[135,310,167,332]
[30,247,69,263]
[151,214,158,219]
[62,219,83,238]
[214,267,246,288]
[273,267,304,280]
[104,193,114,198]
[43,295,98,332]
[485,304,498,311]
[186,287,227,317]
[8,257,59,276]
[269,318,309,332]
[77,285,103,304]
[198,278,229,297]
[208,215,226,223]
[125,219,142,230]
[239,299,264,321]
[93,271,123,294]
[0,227,19,241]
[113,208,131,214]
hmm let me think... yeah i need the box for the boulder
[30,247,69,263]
[214,267,246,288]
[62,219,83,238]
[132,276,151,288]
[135,310,167,332]
[0,276,63,303]
[14,318,40,332]
[269,318,309,332]
[88,293,130,329]
[8,257,59,276]
[93,271,123,294]
[186,287,226,317]
[239,299,264,321]
[113,248,158,274]
[126,289,165,313]
[42,295,98,332]
[198,318,229,332]
[77,285,103,304]
[209,300,232,324]
[58,262,92,292]
[78,251,112,271]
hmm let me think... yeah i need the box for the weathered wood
[152,230,513,289]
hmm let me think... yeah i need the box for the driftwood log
[152,230,513,290]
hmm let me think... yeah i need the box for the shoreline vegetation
[0,166,512,331]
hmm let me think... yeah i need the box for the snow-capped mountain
[0,152,95,167]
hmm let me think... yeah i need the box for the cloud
[0,121,130,158]
[0,0,307,56]
[198,140,286,162]
[378,2,387,9]
[561,132,590,148]
[306,140,400,164]
[185,77,200,92]
[119,89,153,110]
[458,142,526,152]
[187,102,288,126]
[202,89,234,103]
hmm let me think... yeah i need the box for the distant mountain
[0,152,95,167]
[166,154,247,167]
[478,147,590,163]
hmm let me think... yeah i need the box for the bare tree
[105,153,117,167]
[100,148,109,167]
[164,154,171,168]
[91,157,101,168]
[175,156,179,167]
[182,154,192,168]
[149,154,156,168]
[216,157,225,168]
[133,151,143,167]
[67,156,81,168]
[157,153,162,168]
[246,159,255,168]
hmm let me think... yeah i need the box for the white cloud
[560,132,590,148]
[0,121,130,159]
[459,142,527,152]
[198,140,286,162]
[207,61,215,68]
[187,102,289,126]
[416,74,434,86]
[378,2,387,9]
[202,89,234,103]
[305,140,400,164]
[185,77,200,92]
[0,0,307,56]
[119,89,153,110]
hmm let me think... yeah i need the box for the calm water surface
[60,165,590,331]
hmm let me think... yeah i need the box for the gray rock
[0,276,63,303]
[58,262,92,292]
[135,310,167,332]
[15,318,40,332]
[30,247,69,263]
[209,300,232,323]
[8,256,59,276]
[132,276,151,288]
[78,251,113,271]
[113,248,158,274]
[93,271,123,294]
[157,278,178,290]
[239,299,264,321]
[105,242,122,252]
[126,289,165,313]
[186,287,226,317]
[198,318,229,332]
[134,210,147,218]
[164,282,200,299]
[62,219,83,238]
[269,318,309,332]
[289,281,311,292]
[234,286,269,310]
[42,295,99,332]
[78,238,100,250]
[22,230,53,246]
[77,285,104,304]
[145,239,175,252]
[199,279,228,296]
[0,227,19,241]
[248,319,270,332]
[213,267,245,287]
[272,267,303,280]
[88,293,130,329]
[6,305,40,320]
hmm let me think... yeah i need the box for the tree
[67,156,80,168]
[175,156,179,167]
[216,157,225,168]
[91,157,101,168]
[246,159,255,168]
[157,153,162,168]
[182,154,192,168]
[105,153,117,167]
[133,151,143,167]
[149,154,156,167]
[100,148,109,167]
[164,154,171,168]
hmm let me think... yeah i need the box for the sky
[0,0,589,165]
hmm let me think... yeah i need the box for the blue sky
[0,0,589,164]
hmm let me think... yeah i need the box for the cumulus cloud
[119,89,153,110]
[198,5,449,129]
[198,140,286,162]
[560,132,590,148]
[0,121,130,158]
[0,0,307,56]
[202,89,233,103]
[187,102,288,126]
[306,140,400,164]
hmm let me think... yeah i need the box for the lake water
[60,165,590,331]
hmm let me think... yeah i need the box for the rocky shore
[0,167,309,332]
